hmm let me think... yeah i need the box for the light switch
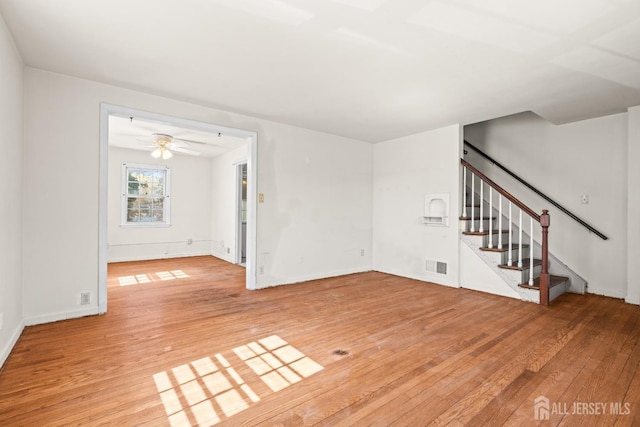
[258,193,265,203]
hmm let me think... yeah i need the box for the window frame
[120,162,171,228]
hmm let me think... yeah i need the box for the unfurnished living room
[1,1,640,426]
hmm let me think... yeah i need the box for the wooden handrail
[461,159,540,222]
[464,140,608,240]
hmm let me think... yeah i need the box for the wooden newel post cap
[540,209,550,227]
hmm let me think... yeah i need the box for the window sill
[120,223,172,228]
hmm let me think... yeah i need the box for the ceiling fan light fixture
[162,149,173,160]
[151,147,163,159]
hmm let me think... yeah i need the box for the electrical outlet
[360,249,365,256]
[226,248,230,254]
[259,266,264,275]
[80,292,91,305]
[187,238,193,245]
[258,193,265,203]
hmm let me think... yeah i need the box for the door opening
[237,162,248,266]
[99,104,258,313]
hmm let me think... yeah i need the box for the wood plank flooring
[1,255,639,426]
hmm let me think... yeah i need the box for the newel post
[539,210,550,306]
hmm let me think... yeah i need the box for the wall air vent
[426,259,447,275]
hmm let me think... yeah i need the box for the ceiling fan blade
[170,146,201,156]
[173,137,226,147]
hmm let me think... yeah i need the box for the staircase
[460,159,571,305]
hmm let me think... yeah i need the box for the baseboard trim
[256,267,373,290]
[373,267,460,288]
[24,307,100,327]
[625,295,640,305]
[0,319,25,369]
[107,251,212,263]
[586,285,627,300]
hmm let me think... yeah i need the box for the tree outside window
[121,163,171,226]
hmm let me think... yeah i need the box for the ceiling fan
[142,133,203,159]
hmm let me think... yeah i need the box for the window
[121,163,171,226]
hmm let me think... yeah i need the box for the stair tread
[518,275,569,290]
[499,259,542,270]
[480,244,529,252]
[462,229,510,236]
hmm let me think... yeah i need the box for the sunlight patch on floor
[118,274,152,286]
[118,270,190,286]
[152,335,323,426]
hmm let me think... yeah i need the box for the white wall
[0,14,24,367]
[465,112,629,299]
[22,68,373,323]
[627,106,640,305]
[256,121,373,287]
[210,145,248,263]
[107,146,214,262]
[373,125,462,287]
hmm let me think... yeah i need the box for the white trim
[587,285,627,300]
[99,104,259,310]
[258,267,373,290]
[0,320,25,369]
[108,251,213,263]
[24,307,100,327]
[246,133,258,290]
[372,268,461,289]
[625,295,640,305]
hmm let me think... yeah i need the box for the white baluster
[518,209,523,268]
[479,180,484,233]
[508,202,513,265]
[471,174,475,232]
[462,166,467,219]
[488,187,493,248]
[529,217,534,286]
[498,196,503,249]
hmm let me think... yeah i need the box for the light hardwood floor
[1,256,639,426]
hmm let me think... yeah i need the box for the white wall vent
[426,259,447,275]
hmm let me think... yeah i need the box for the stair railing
[464,140,607,240]
[462,159,551,306]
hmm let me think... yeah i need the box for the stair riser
[482,233,512,248]
[500,265,542,284]
[463,218,493,232]
[499,248,531,265]
[463,232,525,249]
[482,247,531,265]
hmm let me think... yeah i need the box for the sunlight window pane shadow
[192,400,220,427]
[260,371,290,392]
[215,389,249,417]
[191,357,218,376]
[153,371,173,393]
[290,357,324,378]
[172,364,196,384]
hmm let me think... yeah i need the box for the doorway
[98,104,258,314]
[237,163,248,265]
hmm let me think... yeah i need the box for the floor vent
[426,260,448,275]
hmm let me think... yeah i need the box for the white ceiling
[1,0,640,143]
[108,115,247,158]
